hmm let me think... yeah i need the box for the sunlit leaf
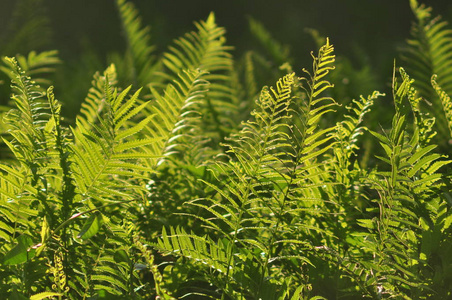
[2,235,36,265]
[77,212,102,240]
[30,292,63,300]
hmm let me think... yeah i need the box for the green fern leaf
[1,0,52,55]
[115,0,158,86]
[76,64,118,132]
[143,69,210,167]
[248,17,293,67]
[2,57,50,166]
[1,50,60,89]
[72,81,157,208]
[157,226,229,275]
[29,292,63,300]
[153,13,239,145]
[358,67,452,297]
[401,0,452,144]
[431,74,452,139]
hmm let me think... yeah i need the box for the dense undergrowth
[1,0,452,299]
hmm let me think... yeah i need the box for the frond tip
[115,0,157,85]
[431,75,452,139]
[2,56,49,166]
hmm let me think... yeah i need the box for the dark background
[1,0,452,113]
[1,0,452,66]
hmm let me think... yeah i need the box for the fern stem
[222,202,245,299]
[223,80,291,298]
[206,95,226,144]
[128,233,135,299]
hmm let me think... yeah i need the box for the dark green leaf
[77,212,102,240]
[114,249,130,264]
[3,235,36,265]
[8,291,28,300]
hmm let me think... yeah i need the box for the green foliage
[1,1,452,299]
[401,0,452,146]
[0,56,158,299]
[248,17,293,67]
[355,68,451,298]
[154,12,239,146]
[113,0,158,87]
[0,0,53,56]
[0,50,60,90]
[432,75,452,139]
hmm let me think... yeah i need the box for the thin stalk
[222,87,284,299]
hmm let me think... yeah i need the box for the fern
[152,13,239,145]
[114,0,158,87]
[66,70,168,298]
[0,50,60,163]
[0,58,165,298]
[134,235,176,299]
[431,74,452,140]
[1,57,53,221]
[318,92,383,294]
[248,17,293,67]
[71,82,157,208]
[334,91,383,174]
[0,0,52,55]
[0,57,64,297]
[356,67,452,298]
[1,50,60,90]
[156,72,298,299]
[3,2,452,298]
[0,163,36,244]
[75,64,118,132]
[133,15,243,242]
[144,68,210,167]
[2,57,50,165]
[401,0,452,146]
[156,39,339,299]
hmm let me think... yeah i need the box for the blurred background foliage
[1,0,452,119]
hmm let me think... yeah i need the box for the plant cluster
[1,0,452,299]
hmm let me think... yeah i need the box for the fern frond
[0,58,69,296]
[396,67,437,147]
[290,38,338,210]
[115,0,158,86]
[1,50,60,89]
[153,13,239,144]
[158,12,230,80]
[0,58,63,234]
[154,74,294,298]
[1,0,52,55]
[156,39,341,298]
[2,57,50,167]
[401,0,452,144]
[226,72,295,168]
[144,69,210,167]
[157,226,229,274]
[46,86,76,223]
[297,38,337,142]
[71,80,158,209]
[158,72,303,298]
[431,74,452,139]
[66,219,150,298]
[76,64,117,132]
[248,17,293,67]
[332,91,383,186]
[0,163,36,242]
[359,67,452,297]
